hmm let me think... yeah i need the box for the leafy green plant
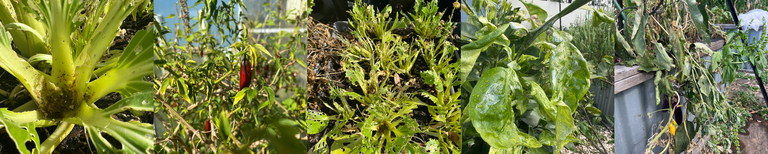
[459,0,606,153]
[342,1,411,72]
[307,0,460,153]
[153,0,307,153]
[409,0,445,39]
[0,0,154,153]
[566,12,616,82]
[396,41,420,75]
[348,1,405,40]
[716,25,768,84]
[735,90,768,120]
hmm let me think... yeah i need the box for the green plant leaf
[467,67,541,149]
[632,12,648,56]
[554,105,575,153]
[686,0,710,45]
[460,23,510,83]
[28,54,52,65]
[218,110,232,142]
[0,109,40,154]
[654,42,675,71]
[529,82,555,120]
[520,0,547,22]
[517,0,590,53]
[0,23,46,103]
[674,121,695,154]
[75,91,154,153]
[461,22,480,40]
[550,42,590,111]
[234,88,249,105]
[4,23,45,53]
[580,6,615,27]
[86,29,154,103]
[307,110,329,134]
[102,90,153,115]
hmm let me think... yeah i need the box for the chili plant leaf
[468,67,542,149]
[218,110,232,142]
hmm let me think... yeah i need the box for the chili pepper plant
[153,0,307,153]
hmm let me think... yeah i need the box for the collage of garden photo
[0,0,765,153]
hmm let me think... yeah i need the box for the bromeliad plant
[459,0,609,153]
[0,0,154,153]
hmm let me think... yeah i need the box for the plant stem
[39,122,74,154]
[50,0,76,88]
[581,105,608,154]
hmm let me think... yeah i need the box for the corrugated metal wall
[590,80,614,122]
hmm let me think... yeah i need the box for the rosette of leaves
[459,0,606,153]
[0,0,154,153]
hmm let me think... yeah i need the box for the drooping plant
[459,0,611,153]
[0,0,154,153]
[615,0,762,153]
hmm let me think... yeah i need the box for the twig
[580,105,609,154]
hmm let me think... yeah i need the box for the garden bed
[307,16,460,151]
[725,72,768,153]
[305,1,461,151]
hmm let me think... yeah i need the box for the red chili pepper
[239,55,252,91]
[293,71,297,78]
[205,119,212,137]
[205,119,211,132]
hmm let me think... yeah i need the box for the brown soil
[736,113,768,154]
[725,73,768,154]
[306,17,458,152]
